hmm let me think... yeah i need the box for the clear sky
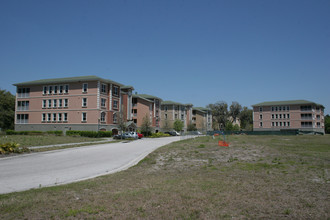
[1,0,329,114]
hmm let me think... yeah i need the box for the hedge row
[6,130,63,136]
[66,130,112,138]
[0,142,30,154]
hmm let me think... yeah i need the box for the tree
[187,121,197,131]
[325,114,330,134]
[162,118,172,132]
[229,101,242,124]
[239,107,253,130]
[0,89,15,131]
[207,101,228,130]
[225,121,234,131]
[141,114,152,136]
[173,119,184,133]
[116,109,127,138]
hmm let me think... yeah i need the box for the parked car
[137,133,144,139]
[165,131,180,136]
[113,132,138,140]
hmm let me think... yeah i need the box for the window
[280,122,282,126]
[260,122,263,127]
[82,83,88,93]
[165,114,168,119]
[259,114,263,120]
[272,114,274,119]
[113,100,118,109]
[47,113,51,122]
[283,114,286,119]
[301,122,312,128]
[53,99,57,108]
[150,104,153,111]
[82,112,87,122]
[82,98,87,107]
[301,105,312,111]
[272,122,275,127]
[58,113,62,122]
[317,122,321,128]
[113,86,119,96]
[64,113,68,121]
[101,84,107,93]
[16,114,29,124]
[317,115,321,120]
[279,106,282,111]
[54,86,58,94]
[181,114,184,120]
[272,107,274,111]
[283,122,286,126]
[259,107,263,112]
[282,106,286,111]
[287,106,290,111]
[48,86,52,94]
[279,114,282,119]
[43,100,47,108]
[64,85,69,94]
[17,101,29,111]
[175,114,178,119]
[276,114,278,119]
[53,113,56,122]
[276,122,278,126]
[17,88,30,98]
[287,114,290,119]
[165,106,168,112]
[58,99,62,108]
[113,113,117,123]
[43,86,47,95]
[275,107,278,111]
[101,98,106,108]
[59,85,63,94]
[48,99,52,108]
[287,122,290,127]
[64,99,68,107]
[42,113,46,122]
[100,112,105,122]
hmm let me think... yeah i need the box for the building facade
[252,100,325,134]
[192,107,213,132]
[160,101,193,132]
[132,94,162,132]
[14,76,133,133]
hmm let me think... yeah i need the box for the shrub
[0,142,30,154]
[150,132,171,138]
[66,130,112,138]
[46,131,63,136]
[5,130,42,135]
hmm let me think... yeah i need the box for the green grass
[0,135,107,148]
[0,135,329,219]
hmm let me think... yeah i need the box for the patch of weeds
[138,157,156,165]
[227,156,238,163]
[272,157,282,164]
[237,162,286,171]
[136,207,146,217]
[197,144,205,148]
[65,205,105,217]
[283,208,291,215]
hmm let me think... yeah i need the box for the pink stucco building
[252,100,325,134]
[14,76,133,133]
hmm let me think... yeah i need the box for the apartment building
[132,94,162,132]
[252,100,325,134]
[14,76,133,133]
[160,101,193,132]
[192,107,213,132]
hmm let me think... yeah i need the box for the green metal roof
[193,107,210,113]
[252,100,324,108]
[161,100,193,106]
[132,94,154,103]
[13,75,124,86]
[138,94,163,101]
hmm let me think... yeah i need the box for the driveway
[0,136,184,194]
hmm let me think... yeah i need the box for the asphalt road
[0,136,185,194]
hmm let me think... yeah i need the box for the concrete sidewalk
[28,138,114,149]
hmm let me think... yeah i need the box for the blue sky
[1,0,329,114]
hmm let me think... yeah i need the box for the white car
[125,132,138,139]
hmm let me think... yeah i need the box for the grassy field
[0,135,329,219]
[0,135,107,148]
